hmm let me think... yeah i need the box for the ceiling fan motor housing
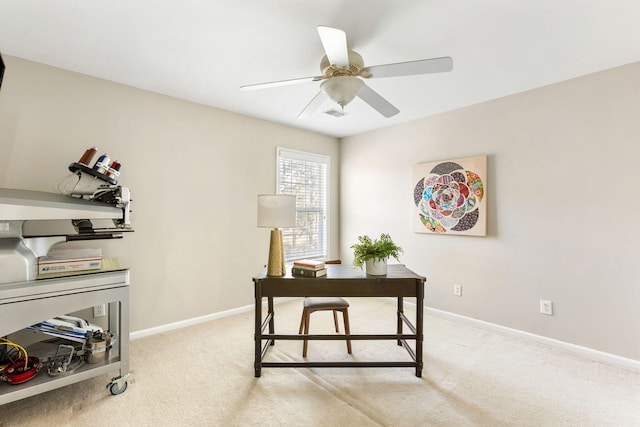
[320,51,364,77]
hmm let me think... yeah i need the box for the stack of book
[292,259,327,277]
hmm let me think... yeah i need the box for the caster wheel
[109,380,128,395]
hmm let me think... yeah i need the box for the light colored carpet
[1,298,638,426]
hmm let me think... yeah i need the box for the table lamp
[257,194,297,276]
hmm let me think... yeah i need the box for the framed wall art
[412,155,487,236]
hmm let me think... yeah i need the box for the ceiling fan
[240,26,453,119]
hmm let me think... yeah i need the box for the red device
[2,357,42,385]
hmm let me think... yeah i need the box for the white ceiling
[1,1,639,138]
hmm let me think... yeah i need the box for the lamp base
[267,228,286,276]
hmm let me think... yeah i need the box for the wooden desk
[253,264,426,377]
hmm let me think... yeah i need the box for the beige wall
[2,54,638,361]
[340,62,640,360]
[0,55,339,331]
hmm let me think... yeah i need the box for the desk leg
[397,297,403,346]
[268,296,275,346]
[416,281,424,378]
[254,283,262,378]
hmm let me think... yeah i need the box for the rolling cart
[0,185,133,405]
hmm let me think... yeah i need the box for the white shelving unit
[0,186,133,405]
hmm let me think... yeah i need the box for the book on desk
[291,266,327,277]
[293,259,325,269]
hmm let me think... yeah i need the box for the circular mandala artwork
[414,161,484,233]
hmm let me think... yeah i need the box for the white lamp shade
[257,194,296,228]
[320,76,364,106]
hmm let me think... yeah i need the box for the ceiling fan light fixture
[320,76,364,107]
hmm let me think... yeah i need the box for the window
[277,147,329,261]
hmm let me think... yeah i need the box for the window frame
[276,146,330,262]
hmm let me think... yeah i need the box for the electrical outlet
[93,304,106,318]
[539,299,553,315]
[454,284,462,297]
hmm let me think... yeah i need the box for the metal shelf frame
[0,270,129,405]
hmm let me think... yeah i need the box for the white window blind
[277,147,329,261]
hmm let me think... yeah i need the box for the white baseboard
[424,306,640,372]
[130,297,296,340]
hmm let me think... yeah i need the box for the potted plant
[351,233,403,275]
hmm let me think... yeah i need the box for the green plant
[351,233,403,268]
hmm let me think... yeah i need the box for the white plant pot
[365,258,388,275]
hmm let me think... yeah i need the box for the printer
[0,162,132,285]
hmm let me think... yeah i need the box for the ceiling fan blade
[317,26,350,68]
[240,76,320,91]
[297,91,328,119]
[357,83,399,118]
[364,56,453,79]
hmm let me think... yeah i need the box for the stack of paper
[38,248,102,274]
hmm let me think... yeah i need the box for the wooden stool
[298,297,352,357]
